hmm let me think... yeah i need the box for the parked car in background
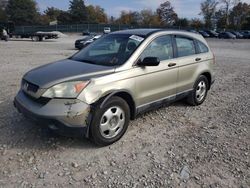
[104,27,111,34]
[240,31,250,39]
[187,29,198,33]
[199,31,210,38]
[205,30,219,38]
[14,29,215,146]
[75,35,102,49]
[230,31,244,39]
[75,36,94,49]
[82,30,91,36]
[218,32,236,39]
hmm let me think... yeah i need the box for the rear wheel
[187,75,209,106]
[90,96,130,146]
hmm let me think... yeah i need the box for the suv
[104,27,111,34]
[14,29,215,146]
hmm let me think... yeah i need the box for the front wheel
[90,96,130,146]
[187,75,209,106]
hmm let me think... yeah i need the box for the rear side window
[197,41,209,53]
[176,37,196,57]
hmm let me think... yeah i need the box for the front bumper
[14,90,91,136]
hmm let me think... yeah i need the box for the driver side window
[140,35,173,61]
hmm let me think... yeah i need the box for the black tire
[39,36,43,41]
[187,75,209,106]
[90,96,130,146]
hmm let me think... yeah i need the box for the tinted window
[140,35,173,61]
[197,41,209,53]
[176,37,196,57]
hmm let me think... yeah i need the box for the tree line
[201,0,250,30]
[0,0,249,30]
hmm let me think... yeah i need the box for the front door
[135,35,178,107]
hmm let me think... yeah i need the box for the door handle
[168,63,177,67]
[195,58,202,62]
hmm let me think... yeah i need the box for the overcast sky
[36,0,250,19]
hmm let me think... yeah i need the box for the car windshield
[71,34,144,66]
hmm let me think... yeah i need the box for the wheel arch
[99,90,136,120]
[200,72,212,90]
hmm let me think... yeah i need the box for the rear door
[173,35,205,93]
[134,35,178,107]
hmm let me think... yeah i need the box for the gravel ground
[0,36,249,188]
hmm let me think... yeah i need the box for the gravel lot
[0,36,249,187]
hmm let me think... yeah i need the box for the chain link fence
[14,24,184,34]
[14,24,154,34]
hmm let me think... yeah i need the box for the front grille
[22,80,39,93]
[27,83,39,93]
[24,92,51,105]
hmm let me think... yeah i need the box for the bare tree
[220,0,240,26]
[200,0,219,28]
[157,1,178,26]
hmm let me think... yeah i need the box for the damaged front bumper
[14,90,91,137]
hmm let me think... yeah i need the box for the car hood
[76,37,93,42]
[76,39,86,43]
[23,59,115,88]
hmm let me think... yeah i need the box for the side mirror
[137,57,160,67]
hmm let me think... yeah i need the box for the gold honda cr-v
[14,29,215,146]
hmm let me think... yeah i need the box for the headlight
[42,81,90,98]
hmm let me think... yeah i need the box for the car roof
[113,29,160,36]
[112,29,163,37]
[111,28,206,44]
[113,28,205,37]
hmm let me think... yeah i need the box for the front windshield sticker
[129,35,144,42]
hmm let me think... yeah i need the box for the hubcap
[100,106,125,139]
[196,81,206,102]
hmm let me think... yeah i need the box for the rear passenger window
[176,37,196,57]
[140,35,173,61]
[197,41,209,53]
